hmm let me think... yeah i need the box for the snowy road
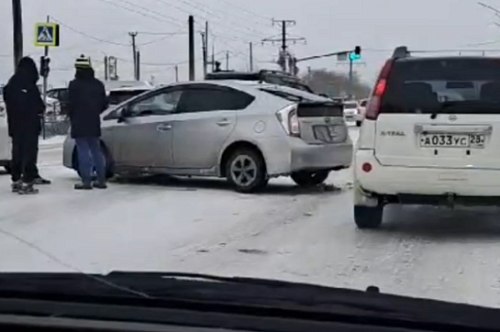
[1,128,500,308]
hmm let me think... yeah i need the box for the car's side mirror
[117,106,132,123]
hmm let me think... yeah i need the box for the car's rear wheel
[226,148,268,193]
[291,170,329,187]
[354,205,383,229]
[73,145,113,180]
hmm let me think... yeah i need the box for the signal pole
[262,19,306,73]
[12,0,23,69]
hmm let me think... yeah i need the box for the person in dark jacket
[68,55,108,190]
[3,57,45,194]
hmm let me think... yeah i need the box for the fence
[42,101,70,138]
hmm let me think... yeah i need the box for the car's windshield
[3,0,500,321]
[382,58,500,114]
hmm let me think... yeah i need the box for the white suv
[353,46,500,229]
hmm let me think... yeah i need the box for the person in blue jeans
[68,55,109,190]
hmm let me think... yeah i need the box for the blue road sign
[349,52,361,61]
[35,23,60,47]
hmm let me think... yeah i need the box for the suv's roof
[396,55,497,62]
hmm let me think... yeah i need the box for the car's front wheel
[226,148,268,193]
[354,205,384,229]
[291,170,329,187]
[356,121,362,127]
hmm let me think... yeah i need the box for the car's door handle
[156,123,172,131]
[217,118,231,126]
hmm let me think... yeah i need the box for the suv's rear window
[382,58,500,114]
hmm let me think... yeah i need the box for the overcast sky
[1,0,500,87]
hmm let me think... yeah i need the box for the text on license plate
[419,134,485,148]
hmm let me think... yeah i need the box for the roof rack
[392,46,410,59]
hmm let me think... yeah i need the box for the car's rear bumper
[257,136,353,177]
[355,149,500,197]
[290,140,353,172]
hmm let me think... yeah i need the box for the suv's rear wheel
[354,205,383,229]
[291,170,329,187]
[226,148,268,193]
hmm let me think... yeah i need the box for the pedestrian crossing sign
[35,23,60,47]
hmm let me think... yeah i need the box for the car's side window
[128,90,182,117]
[177,87,255,113]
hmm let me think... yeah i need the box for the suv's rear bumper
[355,149,500,197]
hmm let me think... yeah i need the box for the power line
[50,16,130,46]
[93,0,184,28]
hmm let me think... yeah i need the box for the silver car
[62,80,353,192]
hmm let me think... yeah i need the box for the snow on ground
[39,135,66,147]
[1,127,500,308]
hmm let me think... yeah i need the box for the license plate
[419,134,485,148]
[313,125,344,142]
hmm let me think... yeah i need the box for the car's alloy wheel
[354,205,383,229]
[226,148,267,193]
[291,170,329,187]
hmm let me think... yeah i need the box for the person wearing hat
[67,55,109,190]
[3,56,45,194]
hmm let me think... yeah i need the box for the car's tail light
[365,59,393,121]
[276,104,300,137]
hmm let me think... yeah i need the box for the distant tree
[301,69,371,99]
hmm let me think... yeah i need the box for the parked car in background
[355,98,368,126]
[342,100,358,123]
[62,80,353,192]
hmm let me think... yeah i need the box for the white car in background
[355,98,368,126]
[342,100,358,123]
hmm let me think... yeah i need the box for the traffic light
[40,56,50,78]
[349,46,361,61]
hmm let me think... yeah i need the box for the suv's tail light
[276,104,300,137]
[365,59,394,121]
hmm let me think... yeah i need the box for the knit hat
[75,54,92,68]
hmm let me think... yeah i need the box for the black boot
[11,181,22,193]
[92,181,107,189]
[74,183,92,190]
[33,176,51,185]
[18,182,39,195]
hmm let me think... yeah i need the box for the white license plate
[419,134,485,148]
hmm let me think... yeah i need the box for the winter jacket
[68,68,108,138]
[3,57,45,138]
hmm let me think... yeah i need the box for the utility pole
[262,19,306,73]
[211,43,215,72]
[226,51,229,70]
[104,56,109,80]
[12,0,23,70]
[188,15,195,81]
[136,50,140,80]
[129,32,138,80]
[249,42,253,72]
[201,22,208,78]
[175,65,179,82]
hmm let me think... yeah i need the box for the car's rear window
[381,58,500,114]
[344,102,357,108]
